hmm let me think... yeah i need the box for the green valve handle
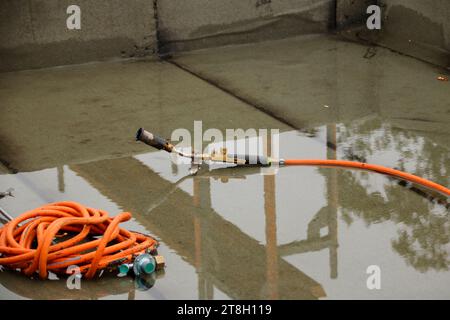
[133,254,156,276]
[118,263,132,275]
[118,254,156,276]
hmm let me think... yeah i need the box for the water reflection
[68,158,326,299]
[1,118,450,299]
[335,116,450,273]
[0,270,164,300]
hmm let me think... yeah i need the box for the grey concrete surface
[157,0,335,53]
[172,33,450,131]
[0,163,9,175]
[0,58,287,172]
[0,0,157,72]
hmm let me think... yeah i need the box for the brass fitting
[210,148,247,165]
[154,255,165,271]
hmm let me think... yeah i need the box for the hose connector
[136,128,174,153]
[227,154,271,166]
[118,254,165,277]
[133,253,156,276]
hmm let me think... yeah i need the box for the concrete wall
[381,0,450,53]
[352,0,450,68]
[0,0,157,72]
[157,0,336,53]
[2,0,448,71]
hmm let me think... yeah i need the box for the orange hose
[0,202,158,279]
[284,159,450,197]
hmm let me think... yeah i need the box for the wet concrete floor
[0,33,450,299]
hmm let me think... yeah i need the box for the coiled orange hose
[0,202,158,279]
[284,159,450,197]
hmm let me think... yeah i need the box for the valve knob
[133,253,156,276]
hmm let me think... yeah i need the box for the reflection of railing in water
[14,121,448,297]
[278,124,339,280]
[1,126,341,299]
[71,158,328,300]
[64,125,343,299]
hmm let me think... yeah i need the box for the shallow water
[1,34,450,300]
[1,120,450,299]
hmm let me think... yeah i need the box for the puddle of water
[1,33,450,300]
[1,115,450,299]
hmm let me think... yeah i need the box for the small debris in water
[324,105,330,108]
[0,188,14,199]
[437,76,448,82]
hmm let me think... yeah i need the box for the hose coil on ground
[0,201,158,279]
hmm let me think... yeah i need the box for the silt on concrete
[171,33,450,131]
[0,57,288,173]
